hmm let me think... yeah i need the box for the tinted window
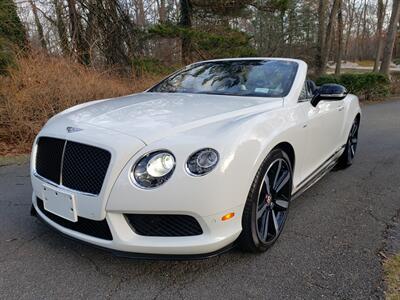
[149,60,298,98]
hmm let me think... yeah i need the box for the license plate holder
[42,185,77,222]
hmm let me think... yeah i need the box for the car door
[298,80,345,179]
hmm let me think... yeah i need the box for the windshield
[148,60,298,97]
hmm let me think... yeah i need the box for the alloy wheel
[255,158,291,243]
[348,120,359,160]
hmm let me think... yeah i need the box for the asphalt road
[1,100,400,300]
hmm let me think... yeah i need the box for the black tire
[337,117,360,169]
[238,149,293,253]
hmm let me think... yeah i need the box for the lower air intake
[126,214,203,237]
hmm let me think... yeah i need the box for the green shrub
[0,0,26,74]
[390,71,400,95]
[149,24,257,60]
[0,38,16,74]
[131,57,177,77]
[393,58,400,65]
[316,72,390,100]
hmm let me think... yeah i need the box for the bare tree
[155,0,170,62]
[67,0,90,64]
[13,0,395,75]
[157,0,167,22]
[315,0,327,75]
[29,0,47,50]
[360,0,368,59]
[53,0,70,56]
[335,0,343,75]
[380,0,400,75]
[180,0,192,64]
[135,0,146,26]
[317,0,340,75]
[344,0,356,60]
[373,0,385,71]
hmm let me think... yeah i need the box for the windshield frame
[147,59,299,98]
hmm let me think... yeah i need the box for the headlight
[186,148,219,176]
[132,151,175,188]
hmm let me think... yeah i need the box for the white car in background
[30,58,361,258]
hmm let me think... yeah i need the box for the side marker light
[221,212,235,221]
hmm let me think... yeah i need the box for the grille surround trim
[34,137,111,196]
[33,172,99,197]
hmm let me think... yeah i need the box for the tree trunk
[157,0,167,22]
[53,0,70,56]
[335,0,343,75]
[354,7,362,61]
[315,0,327,76]
[156,0,170,62]
[373,0,386,71]
[135,0,146,26]
[103,0,131,67]
[29,0,47,50]
[380,0,400,75]
[319,0,340,75]
[360,0,368,60]
[344,0,356,61]
[67,0,90,65]
[180,0,192,64]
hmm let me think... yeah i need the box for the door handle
[338,106,344,111]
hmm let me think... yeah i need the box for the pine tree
[0,0,27,73]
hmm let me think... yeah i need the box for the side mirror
[311,84,348,107]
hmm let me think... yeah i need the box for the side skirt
[291,145,345,200]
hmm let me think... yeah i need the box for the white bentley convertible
[30,58,361,258]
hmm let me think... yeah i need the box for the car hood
[51,92,283,144]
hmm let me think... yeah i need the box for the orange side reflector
[221,212,235,221]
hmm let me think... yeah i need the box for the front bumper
[30,127,248,256]
[31,192,243,256]
[31,202,235,260]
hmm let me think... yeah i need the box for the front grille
[36,137,65,184]
[62,142,111,195]
[36,198,113,240]
[35,137,111,195]
[126,214,203,237]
